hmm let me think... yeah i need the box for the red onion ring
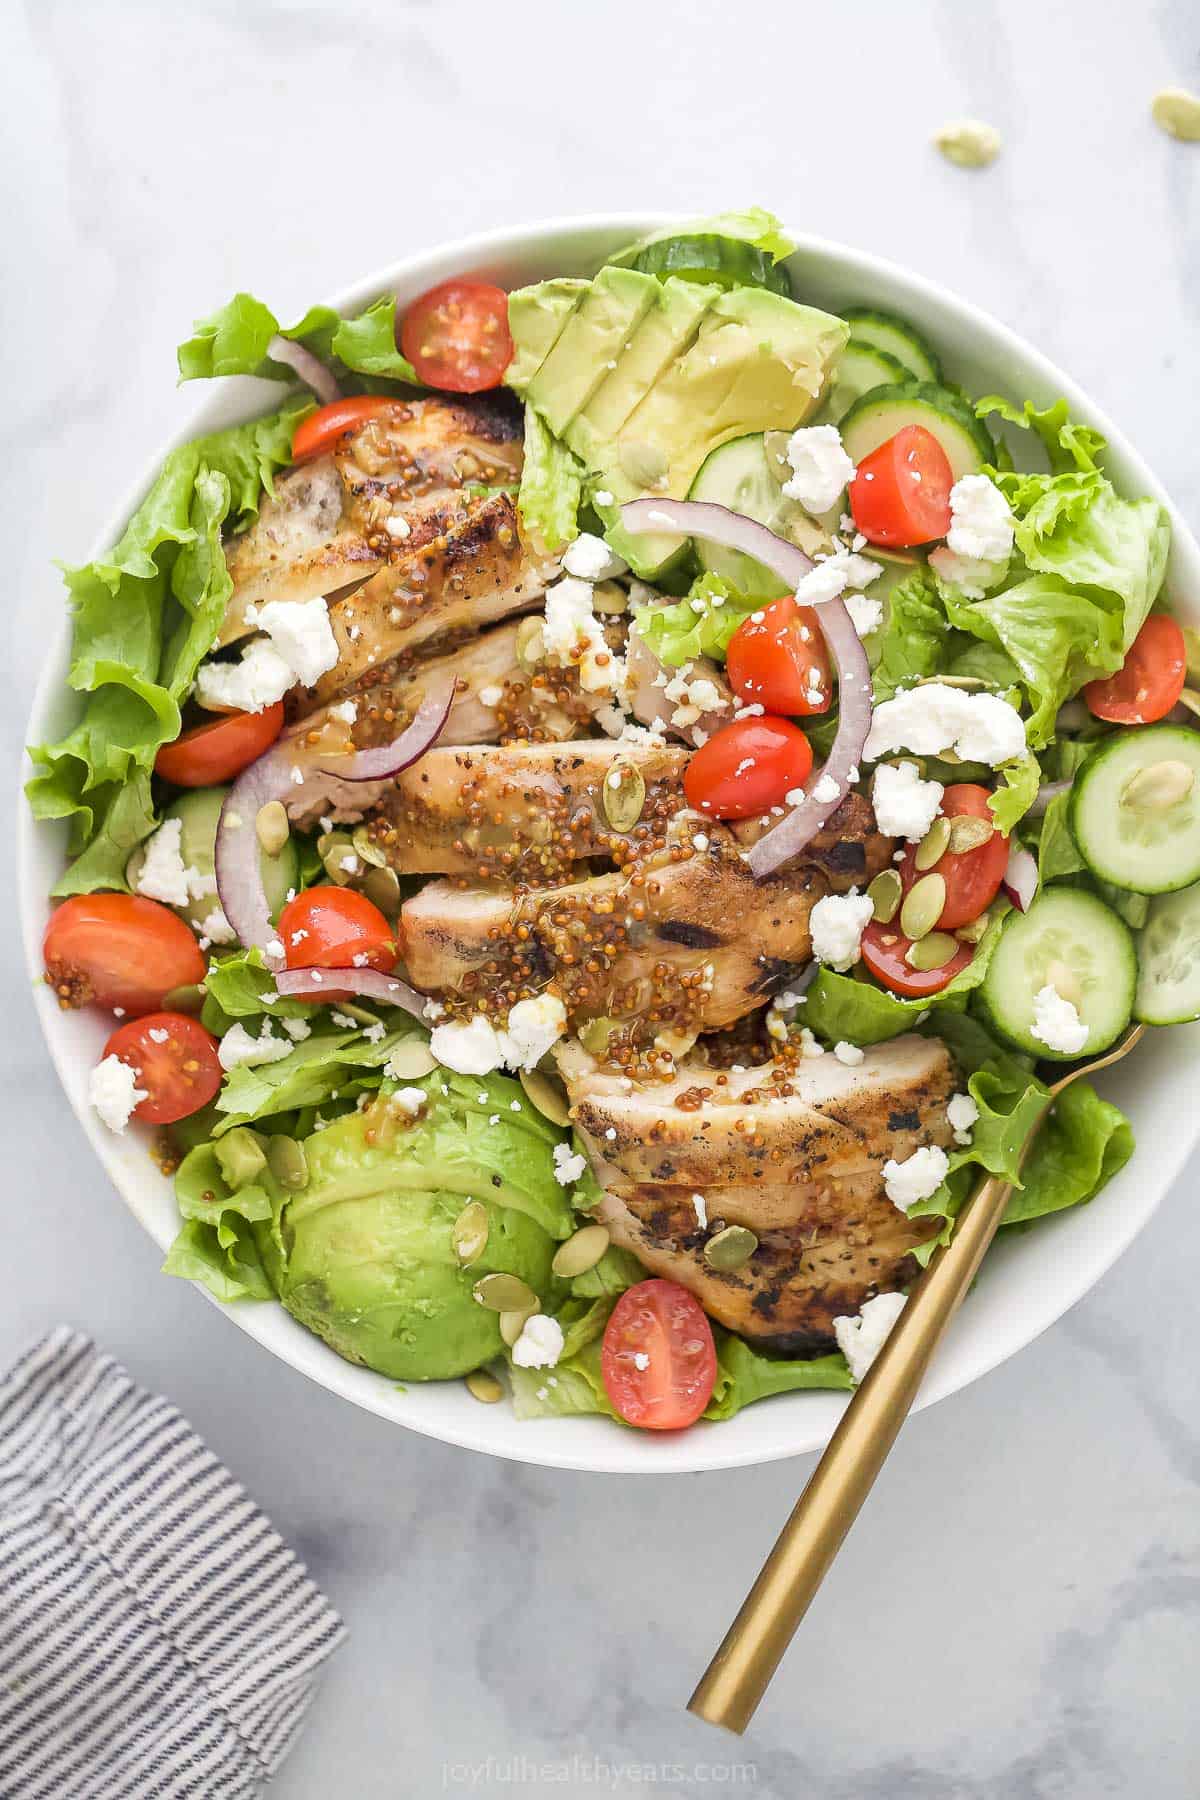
[267,334,341,406]
[620,499,873,878]
[318,680,454,781]
[274,967,428,1012]
[1002,844,1038,912]
[215,743,296,964]
[1029,777,1072,818]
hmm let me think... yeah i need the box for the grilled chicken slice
[557,1034,956,1351]
[220,392,525,646]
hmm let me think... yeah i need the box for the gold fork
[688,1025,1145,1735]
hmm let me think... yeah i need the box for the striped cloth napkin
[0,1327,345,1799]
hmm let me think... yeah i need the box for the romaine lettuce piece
[178,291,418,387]
[515,403,583,554]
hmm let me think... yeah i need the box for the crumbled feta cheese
[478,684,504,708]
[511,1313,565,1370]
[542,575,625,697]
[198,906,237,946]
[691,832,710,851]
[692,1192,708,1230]
[946,1091,979,1145]
[844,592,884,638]
[195,637,294,714]
[1030,984,1089,1055]
[798,1027,825,1059]
[632,1351,650,1371]
[833,1292,907,1383]
[808,891,873,972]
[594,489,614,507]
[430,1014,505,1075]
[782,424,856,514]
[281,1017,312,1041]
[946,474,1014,562]
[562,532,626,581]
[812,773,841,805]
[147,1027,169,1044]
[389,1086,427,1118]
[329,699,358,725]
[552,1142,588,1187]
[384,512,411,540]
[864,684,1026,766]
[497,993,567,1071]
[330,1011,358,1029]
[264,938,284,960]
[794,561,849,607]
[217,1022,294,1072]
[871,761,944,841]
[929,544,1008,600]
[134,818,191,907]
[89,1055,147,1133]
[254,595,340,687]
[784,787,806,807]
[882,1144,950,1213]
[833,1041,865,1066]
[686,677,726,714]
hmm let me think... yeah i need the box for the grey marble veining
[2,0,1198,1794]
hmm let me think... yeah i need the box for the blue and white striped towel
[0,1327,345,1799]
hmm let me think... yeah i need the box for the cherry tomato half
[154,702,285,787]
[1083,614,1187,725]
[278,886,397,983]
[44,895,207,1017]
[725,595,833,716]
[683,716,814,821]
[291,396,400,463]
[601,1278,717,1430]
[400,279,514,393]
[849,425,954,548]
[103,1012,223,1125]
[897,782,1009,930]
[859,920,975,999]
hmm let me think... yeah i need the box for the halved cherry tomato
[849,425,954,548]
[154,703,285,787]
[400,279,513,393]
[601,1278,717,1430]
[897,782,1009,930]
[1083,614,1187,725]
[683,716,814,820]
[103,1012,222,1125]
[291,396,400,463]
[725,595,833,716]
[44,895,206,1017]
[859,920,974,999]
[278,886,396,983]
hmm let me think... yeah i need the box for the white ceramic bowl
[20,215,1200,1474]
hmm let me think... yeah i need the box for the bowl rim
[19,211,1200,1474]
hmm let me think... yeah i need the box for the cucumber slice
[1135,883,1200,1023]
[839,382,995,480]
[842,307,943,384]
[979,889,1135,1060]
[617,233,792,297]
[1070,724,1200,894]
[687,434,831,596]
[127,786,298,930]
[820,343,909,425]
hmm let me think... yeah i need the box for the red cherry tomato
[103,1012,223,1125]
[849,425,955,548]
[897,782,1009,930]
[278,886,396,985]
[725,595,833,716]
[400,279,514,393]
[683,717,814,821]
[291,397,401,463]
[859,920,975,999]
[601,1279,717,1430]
[44,895,206,1017]
[1083,614,1187,725]
[154,703,285,787]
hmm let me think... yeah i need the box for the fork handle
[687,1167,1017,1735]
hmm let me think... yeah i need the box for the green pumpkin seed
[914,816,952,871]
[320,833,358,884]
[519,1068,570,1126]
[516,616,546,673]
[385,1038,437,1078]
[1151,86,1200,141]
[1175,687,1200,720]
[955,909,992,944]
[591,580,628,616]
[362,865,401,917]
[703,1225,759,1271]
[499,1306,536,1347]
[602,761,646,834]
[1120,759,1195,812]
[618,440,668,489]
[255,800,290,857]
[916,674,988,691]
[473,1273,537,1313]
[579,1015,618,1056]
[452,1201,490,1266]
[900,873,946,941]
[551,1224,610,1280]
[867,869,902,924]
[904,931,961,972]
[933,117,1002,168]
[948,814,995,854]
[162,982,206,1015]
[465,1369,504,1404]
[352,824,388,868]
[266,1135,309,1191]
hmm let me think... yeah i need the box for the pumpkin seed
[904,931,960,972]
[465,1369,504,1404]
[653,1026,697,1061]
[352,824,388,868]
[900,873,946,941]
[1175,687,1200,720]
[551,1224,610,1279]
[955,909,993,944]
[385,1038,438,1079]
[362,865,401,917]
[579,1015,618,1056]
[618,440,668,489]
[914,816,952,871]
[591,580,628,616]
[1151,86,1200,142]
[703,1225,759,1271]
[933,117,1002,168]
[266,1134,309,1191]
[868,868,902,924]
[162,982,205,1015]
[916,674,988,691]
[255,800,290,857]
[1120,759,1195,812]
[948,814,995,854]
[937,748,963,766]
[602,761,646,834]
[473,1273,537,1313]
[1045,958,1083,1008]
[320,833,358,884]
[519,1068,570,1126]
[515,616,545,673]
[499,1307,536,1347]
[452,1201,490,1266]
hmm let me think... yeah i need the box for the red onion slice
[619,499,873,878]
[318,680,454,781]
[216,744,296,964]
[1002,844,1038,912]
[275,967,428,1013]
[267,333,341,406]
[1029,777,1072,818]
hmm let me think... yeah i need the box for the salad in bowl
[28,208,1200,1437]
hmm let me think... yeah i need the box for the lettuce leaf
[164,1150,278,1302]
[631,572,759,668]
[178,291,418,387]
[515,403,583,553]
[989,752,1042,833]
[703,1334,852,1419]
[608,208,795,273]
[211,1020,416,1135]
[870,566,947,702]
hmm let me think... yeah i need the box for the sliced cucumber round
[1070,724,1200,894]
[839,382,996,481]
[127,786,298,930]
[820,343,909,425]
[842,307,943,384]
[979,889,1135,1060]
[687,434,831,596]
[1135,883,1200,1023]
[621,233,792,297]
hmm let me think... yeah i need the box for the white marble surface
[4,1,1199,1793]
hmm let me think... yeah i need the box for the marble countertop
[3,1,1198,1793]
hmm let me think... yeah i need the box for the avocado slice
[526,266,658,438]
[504,277,589,392]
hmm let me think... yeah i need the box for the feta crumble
[552,1143,587,1187]
[946,1091,980,1145]
[195,636,294,714]
[833,1292,907,1383]
[562,532,627,581]
[782,425,856,514]
[478,684,504,708]
[946,474,1014,562]
[134,818,191,907]
[217,1022,294,1072]
[89,1054,147,1133]
[389,1086,428,1118]
[429,1014,505,1075]
[1030,984,1089,1055]
[692,1192,708,1230]
[871,761,944,841]
[329,699,358,725]
[812,773,841,805]
[511,1313,565,1370]
[498,993,567,1071]
[864,683,1026,766]
[929,544,1008,600]
[882,1144,950,1213]
[809,891,874,971]
[281,1017,312,1041]
[833,1041,865,1067]
[844,592,884,638]
[198,906,237,946]
[254,594,341,687]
